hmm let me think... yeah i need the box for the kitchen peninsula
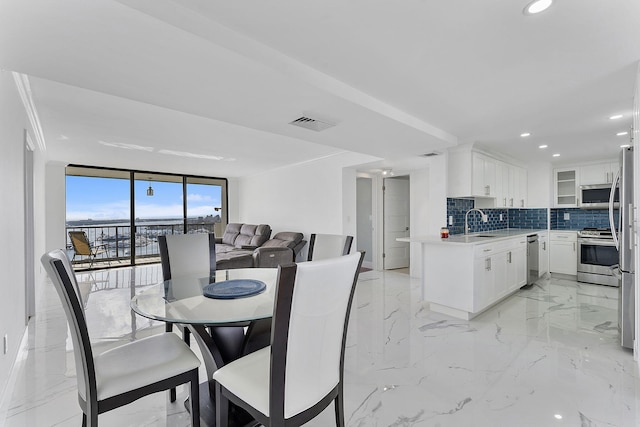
[399,228,547,320]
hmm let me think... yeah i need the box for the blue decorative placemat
[203,279,266,299]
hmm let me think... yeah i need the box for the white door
[383,176,410,269]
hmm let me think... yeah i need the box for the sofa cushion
[234,224,272,248]
[261,232,304,250]
[221,223,243,246]
[216,250,254,269]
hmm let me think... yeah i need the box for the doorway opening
[383,175,410,271]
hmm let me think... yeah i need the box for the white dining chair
[41,249,201,426]
[307,233,353,261]
[213,251,365,427]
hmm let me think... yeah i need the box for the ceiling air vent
[421,151,442,157]
[289,116,335,132]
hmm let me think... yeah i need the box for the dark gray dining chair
[213,251,365,427]
[307,233,354,261]
[41,249,200,427]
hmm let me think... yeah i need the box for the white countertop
[397,228,547,245]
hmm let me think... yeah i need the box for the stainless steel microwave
[579,183,619,209]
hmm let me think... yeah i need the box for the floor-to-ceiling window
[66,165,227,270]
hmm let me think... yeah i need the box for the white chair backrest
[164,234,212,278]
[41,249,93,401]
[308,234,352,261]
[283,252,361,418]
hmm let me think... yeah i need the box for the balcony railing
[66,222,223,271]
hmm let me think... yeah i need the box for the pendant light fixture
[146,183,154,196]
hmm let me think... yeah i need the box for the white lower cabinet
[472,238,527,313]
[421,232,536,319]
[473,253,496,312]
[549,231,577,275]
[538,232,549,277]
[510,239,527,290]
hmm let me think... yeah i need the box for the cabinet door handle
[520,199,524,207]
[508,251,512,263]
[486,258,491,271]
[485,185,491,196]
[629,203,634,251]
[503,197,507,207]
[509,198,514,207]
[543,242,546,250]
[573,242,576,252]
[483,248,492,252]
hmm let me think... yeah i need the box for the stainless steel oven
[577,228,619,286]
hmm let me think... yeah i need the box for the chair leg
[215,382,229,427]
[334,392,345,427]
[183,327,191,346]
[190,370,200,427]
[85,409,98,427]
[165,323,179,402]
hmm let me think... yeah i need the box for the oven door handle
[578,238,617,246]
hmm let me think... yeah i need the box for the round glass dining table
[131,268,278,326]
[131,268,279,426]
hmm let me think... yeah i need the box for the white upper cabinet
[510,165,527,208]
[448,147,527,207]
[554,168,579,207]
[579,162,619,186]
[472,153,497,197]
[495,161,510,207]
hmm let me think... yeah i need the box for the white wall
[0,71,33,405]
[44,162,67,253]
[408,155,448,278]
[527,162,553,208]
[237,152,378,259]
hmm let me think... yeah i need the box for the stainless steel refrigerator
[610,146,634,349]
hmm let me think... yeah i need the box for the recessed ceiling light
[621,144,631,148]
[617,131,629,136]
[609,114,623,120]
[539,145,548,149]
[520,132,531,137]
[554,414,563,420]
[552,153,560,157]
[523,0,553,15]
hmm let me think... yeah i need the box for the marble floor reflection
[2,265,640,426]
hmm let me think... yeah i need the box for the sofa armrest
[253,247,294,268]
[215,237,223,244]
[240,245,258,250]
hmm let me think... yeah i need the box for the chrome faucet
[465,208,488,235]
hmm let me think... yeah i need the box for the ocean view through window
[66,165,228,270]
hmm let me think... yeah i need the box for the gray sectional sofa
[215,223,306,269]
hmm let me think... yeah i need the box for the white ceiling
[1,0,639,176]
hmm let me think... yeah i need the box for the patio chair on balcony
[68,231,110,267]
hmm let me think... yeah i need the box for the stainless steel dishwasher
[526,234,539,286]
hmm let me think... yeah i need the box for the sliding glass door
[66,166,227,270]
[186,176,226,236]
[133,172,184,265]
[65,168,132,267]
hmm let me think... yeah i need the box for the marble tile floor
[2,264,640,426]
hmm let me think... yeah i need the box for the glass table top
[131,268,278,325]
